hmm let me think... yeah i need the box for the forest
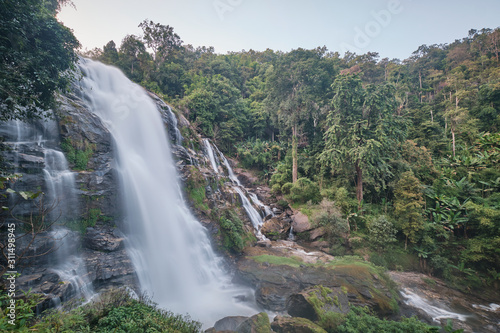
[1,0,500,331]
[86,20,500,291]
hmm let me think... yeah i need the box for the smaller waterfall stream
[400,288,469,322]
[202,139,269,237]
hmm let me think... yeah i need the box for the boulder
[235,312,271,333]
[237,245,397,315]
[271,316,327,333]
[261,217,290,240]
[291,212,311,233]
[309,228,326,241]
[287,286,350,321]
[212,316,249,331]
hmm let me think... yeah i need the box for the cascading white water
[214,144,241,186]
[0,117,93,303]
[43,149,78,222]
[77,59,257,326]
[400,288,468,322]
[234,187,264,235]
[165,105,183,145]
[203,139,267,238]
[203,138,220,174]
[249,192,274,218]
[49,228,94,302]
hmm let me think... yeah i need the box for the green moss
[254,312,271,332]
[66,208,103,234]
[318,311,345,332]
[61,138,95,170]
[251,254,305,268]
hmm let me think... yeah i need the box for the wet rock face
[83,246,136,290]
[83,227,124,252]
[58,92,118,218]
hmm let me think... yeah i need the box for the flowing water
[77,59,257,326]
[400,288,469,323]
[203,138,220,174]
[0,117,93,303]
[202,139,267,238]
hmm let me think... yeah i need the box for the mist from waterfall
[77,58,257,326]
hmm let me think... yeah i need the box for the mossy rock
[235,312,271,333]
[237,247,399,315]
[271,316,327,333]
[287,285,350,321]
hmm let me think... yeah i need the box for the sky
[58,0,500,60]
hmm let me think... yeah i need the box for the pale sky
[58,0,500,60]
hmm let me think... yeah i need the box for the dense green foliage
[87,24,500,290]
[332,306,439,333]
[0,0,80,121]
[0,288,201,332]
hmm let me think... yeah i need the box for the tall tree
[265,47,331,183]
[394,171,424,250]
[139,19,182,64]
[320,74,406,207]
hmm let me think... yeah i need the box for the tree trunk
[292,124,298,184]
[355,161,363,209]
[451,129,456,158]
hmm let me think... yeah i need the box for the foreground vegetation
[0,288,201,332]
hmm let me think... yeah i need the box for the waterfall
[0,117,93,304]
[400,288,468,322]
[202,139,269,238]
[165,105,183,145]
[77,58,257,326]
[49,228,94,303]
[42,146,93,303]
[234,187,264,236]
[203,138,220,174]
[43,149,78,222]
[249,192,274,219]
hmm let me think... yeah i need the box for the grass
[251,254,306,268]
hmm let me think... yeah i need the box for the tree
[394,171,425,250]
[368,215,397,251]
[265,48,332,183]
[118,34,149,81]
[0,0,80,121]
[138,19,182,64]
[320,74,406,207]
[100,40,119,64]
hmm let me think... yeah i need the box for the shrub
[219,210,246,253]
[368,216,397,251]
[271,183,282,195]
[287,178,321,204]
[31,289,202,332]
[281,182,293,195]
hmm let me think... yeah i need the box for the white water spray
[400,288,468,322]
[77,59,257,326]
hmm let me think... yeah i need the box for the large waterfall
[77,59,257,326]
